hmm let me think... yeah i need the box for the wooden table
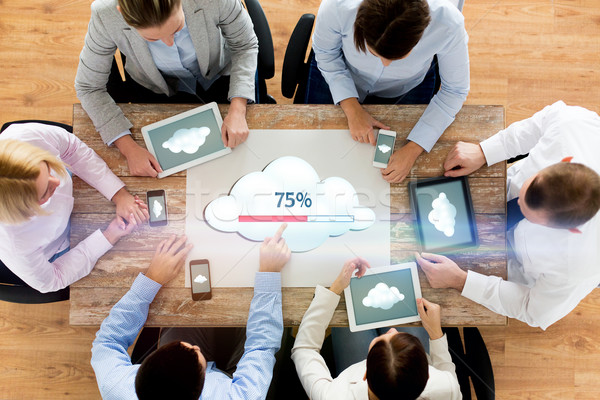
[69,104,507,327]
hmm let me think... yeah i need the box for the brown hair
[117,0,181,29]
[135,341,205,400]
[0,139,67,224]
[525,162,600,228]
[366,332,429,400]
[354,0,431,60]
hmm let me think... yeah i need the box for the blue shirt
[147,22,217,94]
[91,272,283,400]
[312,0,470,152]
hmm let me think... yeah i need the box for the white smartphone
[190,259,212,301]
[373,129,397,168]
[147,190,168,227]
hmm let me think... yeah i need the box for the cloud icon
[362,282,405,310]
[378,144,391,154]
[428,192,457,237]
[194,274,207,284]
[162,127,210,154]
[204,156,376,252]
[152,199,163,219]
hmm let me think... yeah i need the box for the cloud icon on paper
[194,274,208,284]
[428,192,457,237]
[378,144,391,154]
[204,156,376,252]
[152,200,163,219]
[362,282,404,310]
[162,127,210,154]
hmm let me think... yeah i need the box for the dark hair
[354,0,431,60]
[117,0,181,29]
[525,162,600,228]
[366,333,429,400]
[135,341,205,400]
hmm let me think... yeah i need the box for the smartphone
[373,129,397,168]
[190,259,212,300]
[147,190,168,227]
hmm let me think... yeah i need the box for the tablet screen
[145,108,226,171]
[349,269,418,326]
[410,177,478,252]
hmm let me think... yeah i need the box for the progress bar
[238,215,354,223]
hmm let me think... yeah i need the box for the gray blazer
[75,0,258,144]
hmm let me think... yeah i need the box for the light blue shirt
[91,272,283,400]
[147,22,217,94]
[312,0,470,152]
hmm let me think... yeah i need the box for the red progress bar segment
[238,215,308,222]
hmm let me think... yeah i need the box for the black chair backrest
[1,119,73,134]
[281,14,315,103]
[244,0,275,81]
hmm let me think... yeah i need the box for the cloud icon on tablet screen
[378,144,391,154]
[162,127,210,154]
[428,192,457,237]
[204,156,376,252]
[362,282,404,310]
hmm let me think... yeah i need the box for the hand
[111,188,149,226]
[417,298,444,340]
[102,215,137,245]
[415,252,467,292]
[340,98,390,145]
[443,141,487,177]
[259,223,291,272]
[145,235,193,285]
[115,135,162,177]
[381,141,423,183]
[221,98,249,148]
[329,257,371,295]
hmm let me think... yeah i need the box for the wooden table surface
[69,103,506,327]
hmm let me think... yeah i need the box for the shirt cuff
[480,135,507,166]
[254,272,281,293]
[133,273,163,302]
[429,333,449,352]
[107,130,132,146]
[87,229,114,260]
[461,270,490,303]
[316,284,341,304]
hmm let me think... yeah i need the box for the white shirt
[312,0,470,152]
[0,123,124,293]
[291,285,462,399]
[462,101,600,330]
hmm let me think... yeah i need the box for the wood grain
[1,0,600,399]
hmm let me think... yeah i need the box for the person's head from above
[135,341,207,400]
[117,0,184,46]
[0,139,67,225]
[365,328,429,400]
[519,161,600,229]
[354,0,431,66]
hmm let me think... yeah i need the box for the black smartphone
[147,189,168,227]
[190,259,212,301]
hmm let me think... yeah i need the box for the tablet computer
[408,176,479,253]
[344,263,422,332]
[141,102,231,178]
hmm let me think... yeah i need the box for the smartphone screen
[147,190,168,227]
[190,260,212,300]
[374,131,396,166]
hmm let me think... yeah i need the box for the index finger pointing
[273,223,288,242]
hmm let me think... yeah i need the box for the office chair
[445,327,495,400]
[0,120,73,303]
[244,0,276,104]
[281,14,315,103]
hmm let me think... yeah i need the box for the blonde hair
[0,139,67,224]
[118,0,181,28]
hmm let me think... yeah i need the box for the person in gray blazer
[75,0,258,177]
